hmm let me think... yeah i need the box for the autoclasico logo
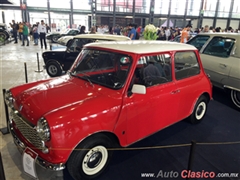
[181,170,215,178]
[155,170,215,178]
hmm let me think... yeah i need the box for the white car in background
[57,35,75,46]
[187,33,240,108]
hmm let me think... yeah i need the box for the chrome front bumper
[8,121,65,171]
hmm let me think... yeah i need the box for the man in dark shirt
[9,20,18,43]
[128,23,136,40]
[143,58,161,86]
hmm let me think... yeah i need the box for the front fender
[43,96,122,164]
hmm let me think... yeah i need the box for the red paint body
[9,47,212,166]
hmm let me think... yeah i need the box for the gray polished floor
[0,40,64,180]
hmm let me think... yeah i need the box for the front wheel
[46,61,62,77]
[67,135,113,180]
[231,89,240,109]
[188,95,208,124]
[0,32,7,45]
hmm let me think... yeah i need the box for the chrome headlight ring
[36,117,51,142]
[4,89,14,108]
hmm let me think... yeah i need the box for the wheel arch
[66,131,120,161]
[190,92,211,115]
[46,59,63,70]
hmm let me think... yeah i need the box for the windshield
[70,49,133,89]
[62,29,70,34]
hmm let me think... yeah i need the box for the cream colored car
[188,33,240,108]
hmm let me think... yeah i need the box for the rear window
[187,35,210,51]
[174,51,200,80]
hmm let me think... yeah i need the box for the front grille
[11,111,43,150]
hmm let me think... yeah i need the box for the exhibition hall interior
[0,0,240,180]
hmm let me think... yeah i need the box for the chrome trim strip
[9,121,65,171]
[223,85,240,92]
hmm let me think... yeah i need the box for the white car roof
[84,40,197,54]
[73,34,131,41]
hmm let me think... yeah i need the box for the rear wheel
[51,35,59,43]
[67,134,113,180]
[231,89,240,109]
[188,95,208,124]
[46,61,62,77]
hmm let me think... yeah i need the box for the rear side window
[174,51,200,80]
[187,35,210,51]
[203,37,235,58]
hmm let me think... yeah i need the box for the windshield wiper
[69,72,94,87]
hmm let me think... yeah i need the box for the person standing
[180,25,191,43]
[89,26,96,34]
[33,24,39,45]
[79,26,86,34]
[165,27,171,41]
[9,20,18,43]
[128,23,136,40]
[38,20,47,49]
[18,22,24,41]
[22,22,29,46]
[46,24,51,33]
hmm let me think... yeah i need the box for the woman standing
[22,22,29,46]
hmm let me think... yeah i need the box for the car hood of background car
[46,32,61,36]
[13,75,118,124]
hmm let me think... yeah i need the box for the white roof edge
[84,40,197,54]
[73,34,131,40]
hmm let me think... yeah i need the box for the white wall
[202,18,214,28]
[216,19,227,29]
[229,20,240,30]
[191,19,199,29]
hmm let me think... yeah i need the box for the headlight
[36,117,50,141]
[4,89,14,108]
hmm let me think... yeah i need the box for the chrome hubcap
[82,145,108,175]
[195,102,206,120]
[48,65,58,75]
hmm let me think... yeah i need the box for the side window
[203,37,235,58]
[187,35,210,51]
[134,53,172,87]
[68,30,78,35]
[174,51,200,80]
[69,39,95,52]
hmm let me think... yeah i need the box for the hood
[47,32,61,35]
[42,48,66,57]
[14,75,102,124]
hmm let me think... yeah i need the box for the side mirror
[131,84,146,94]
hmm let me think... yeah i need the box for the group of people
[9,19,51,49]
[9,20,29,46]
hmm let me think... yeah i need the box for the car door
[63,38,82,70]
[124,53,180,145]
[173,51,202,121]
[200,37,236,87]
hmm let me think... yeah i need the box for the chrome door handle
[220,63,227,67]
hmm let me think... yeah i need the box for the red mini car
[5,41,212,180]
